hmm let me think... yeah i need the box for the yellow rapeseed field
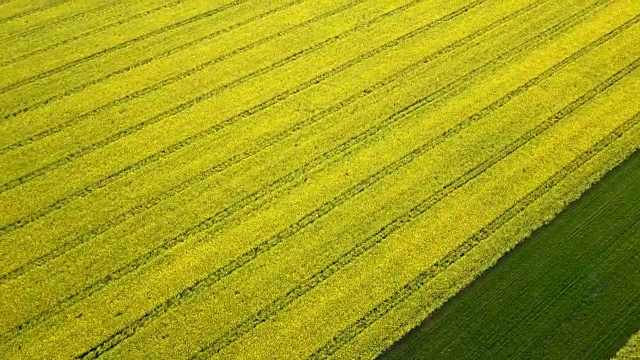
[616,332,640,360]
[0,0,639,358]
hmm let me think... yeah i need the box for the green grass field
[379,148,640,360]
[0,0,639,358]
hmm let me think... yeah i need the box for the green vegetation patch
[380,149,640,360]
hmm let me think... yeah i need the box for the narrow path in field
[378,147,640,360]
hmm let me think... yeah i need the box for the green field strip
[616,331,640,359]
[204,56,640,358]
[335,107,640,360]
[0,0,123,44]
[0,0,241,93]
[0,1,624,344]
[192,48,640,355]
[0,0,71,27]
[306,91,640,360]
[0,0,304,122]
[0,0,556,344]
[0,0,490,228]
[306,79,640,360]
[348,83,638,359]
[333,119,640,360]
[0,0,553,284]
[378,132,640,360]
[50,24,640,360]
[105,47,640,359]
[332,99,640,359]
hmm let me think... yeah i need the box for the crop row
[1,0,639,358]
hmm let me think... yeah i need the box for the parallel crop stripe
[6,13,584,352]
[307,60,640,359]
[0,0,508,344]
[1,0,371,147]
[0,0,482,231]
[0,0,527,284]
[1,3,615,341]
[0,0,183,68]
[0,0,246,94]
[126,26,640,357]
[0,4,616,312]
[188,58,635,360]
[73,7,616,359]
[0,0,570,291]
[0,0,303,122]
[0,1,123,46]
[0,0,72,26]
[314,113,640,359]
[0,0,375,151]
[0,0,370,194]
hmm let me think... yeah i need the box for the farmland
[379,147,640,360]
[0,0,639,359]
[616,331,640,359]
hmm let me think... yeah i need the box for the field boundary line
[0,0,483,225]
[72,5,620,359]
[0,0,184,68]
[0,0,247,94]
[0,0,304,121]
[307,68,640,359]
